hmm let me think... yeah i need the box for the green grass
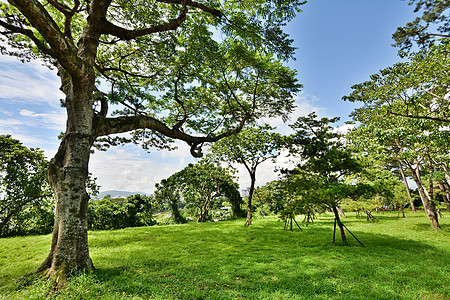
[0,211,449,299]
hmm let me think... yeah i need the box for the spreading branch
[95,113,250,157]
[98,4,188,40]
[8,0,82,76]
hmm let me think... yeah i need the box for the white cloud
[0,57,63,107]
[89,146,196,194]
[0,118,25,132]
[261,92,327,135]
[19,109,66,131]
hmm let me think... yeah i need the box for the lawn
[0,211,449,299]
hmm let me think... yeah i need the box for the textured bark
[332,205,347,245]
[397,160,416,212]
[406,162,441,230]
[245,172,256,226]
[30,64,96,289]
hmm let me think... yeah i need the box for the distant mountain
[97,190,148,199]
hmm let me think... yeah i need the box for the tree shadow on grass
[78,219,450,300]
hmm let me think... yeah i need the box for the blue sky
[0,1,417,194]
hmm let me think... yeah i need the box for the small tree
[208,124,286,226]
[155,178,187,224]
[285,113,371,245]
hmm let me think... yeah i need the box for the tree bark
[332,205,348,245]
[28,62,96,289]
[397,160,416,212]
[245,171,256,226]
[405,161,441,230]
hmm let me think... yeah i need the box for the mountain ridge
[97,190,149,199]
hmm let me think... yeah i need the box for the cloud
[19,109,66,131]
[260,92,327,135]
[0,57,63,107]
[89,146,196,194]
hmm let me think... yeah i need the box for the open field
[0,211,449,299]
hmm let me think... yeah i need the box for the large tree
[346,102,445,230]
[0,0,302,287]
[208,124,286,226]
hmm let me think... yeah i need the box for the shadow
[77,217,449,300]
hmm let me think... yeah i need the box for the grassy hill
[0,211,449,299]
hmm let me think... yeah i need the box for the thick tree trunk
[332,205,348,245]
[406,162,441,230]
[245,172,256,226]
[30,66,96,289]
[397,160,416,212]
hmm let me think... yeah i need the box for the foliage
[0,135,53,237]
[208,124,287,225]
[345,42,450,124]
[155,160,241,222]
[284,113,371,207]
[393,0,450,51]
[1,213,449,299]
[253,180,289,216]
[344,46,450,229]
[88,194,156,230]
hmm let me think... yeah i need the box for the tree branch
[0,19,54,56]
[8,0,82,76]
[98,4,187,40]
[157,0,222,17]
[94,113,250,157]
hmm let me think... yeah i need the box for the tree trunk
[197,198,211,222]
[406,161,441,230]
[30,66,96,289]
[437,181,450,212]
[245,172,256,226]
[397,160,416,212]
[440,164,450,212]
[332,205,347,245]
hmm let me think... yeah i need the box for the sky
[0,0,418,194]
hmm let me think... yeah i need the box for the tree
[344,49,450,230]
[88,194,155,230]
[253,180,289,218]
[0,0,303,287]
[208,124,286,226]
[0,135,52,237]
[285,113,371,245]
[347,102,445,230]
[393,0,450,52]
[155,160,240,222]
[154,177,187,224]
[345,43,450,124]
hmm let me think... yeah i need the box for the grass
[0,211,449,299]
